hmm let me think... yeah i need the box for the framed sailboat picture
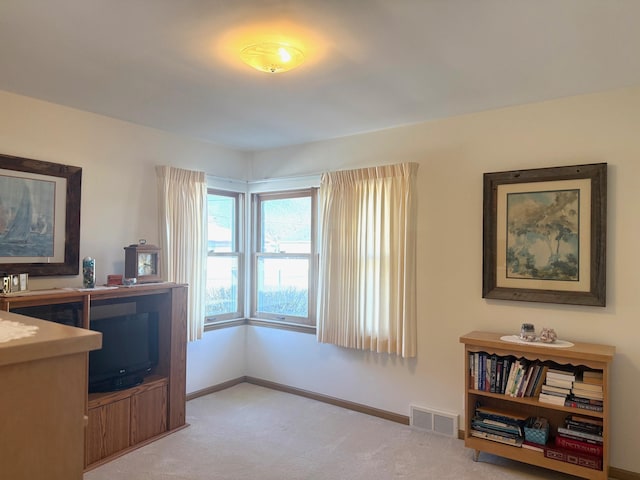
[0,154,81,276]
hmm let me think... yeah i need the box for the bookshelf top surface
[460,331,615,364]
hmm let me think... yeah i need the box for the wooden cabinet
[86,376,168,465]
[0,311,101,480]
[460,331,614,480]
[86,398,131,466]
[130,379,168,443]
[1,283,187,470]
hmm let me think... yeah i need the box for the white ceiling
[2,0,640,151]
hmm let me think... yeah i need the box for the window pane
[208,193,235,253]
[206,256,238,317]
[260,196,311,253]
[257,257,308,317]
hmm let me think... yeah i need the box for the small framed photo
[482,163,607,306]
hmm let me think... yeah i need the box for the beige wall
[248,86,640,473]
[0,90,249,289]
[2,86,640,473]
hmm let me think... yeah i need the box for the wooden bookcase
[460,331,615,480]
[0,282,188,470]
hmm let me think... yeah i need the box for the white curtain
[156,166,207,341]
[317,163,418,358]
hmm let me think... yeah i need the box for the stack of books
[538,368,575,405]
[470,405,527,447]
[565,370,604,412]
[544,414,603,470]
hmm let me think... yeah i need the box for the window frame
[204,188,245,326]
[250,188,318,328]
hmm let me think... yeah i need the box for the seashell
[539,327,557,343]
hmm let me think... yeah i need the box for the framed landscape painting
[482,163,607,306]
[0,153,81,276]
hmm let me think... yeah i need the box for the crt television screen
[89,312,158,392]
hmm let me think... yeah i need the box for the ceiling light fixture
[240,42,305,73]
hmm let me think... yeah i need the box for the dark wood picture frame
[482,163,606,306]
[0,153,82,276]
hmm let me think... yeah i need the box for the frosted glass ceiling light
[240,42,305,73]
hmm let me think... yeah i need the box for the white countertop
[0,310,101,367]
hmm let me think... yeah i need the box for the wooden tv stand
[0,282,188,470]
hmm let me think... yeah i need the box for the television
[88,312,159,393]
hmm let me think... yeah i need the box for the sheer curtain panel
[156,166,207,341]
[317,163,418,357]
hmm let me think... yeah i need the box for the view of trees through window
[256,193,313,321]
[206,191,240,319]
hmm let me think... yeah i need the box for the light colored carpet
[84,383,579,480]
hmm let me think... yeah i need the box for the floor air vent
[410,405,458,437]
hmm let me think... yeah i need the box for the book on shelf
[469,353,474,389]
[517,361,539,397]
[544,376,574,389]
[567,414,603,427]
[482,354,491,392]
[513,362,528,397]
[556,430,603,446]
[555,434,603,457]
[571,388,604,401]
[581,370,604,385]
[572,380,603,392]
[541,384,572,396]
[523,364,540,397]
[501,357,514,394]
[564,399,603,413]
[475,405,528,424]
[471,419,522,438]
[506,359,527,397]
[531,365,548,398]
[472,352,480,390]
[564,416,603,435]
[538,392,568,406]
[558,427,603,445]
[471,429,524,447]
[477,352,487,391]
[489,354,498,393]
[514,364,533,397]
[546,368,577,382]
[544,444,603,470]
[522,440,545,452]
[496,357,505,394]
[503,359,518,395]
[557,427,603,444]
[564,422,603,438]
[474,417,520,431]
[477,352,491,391]
[567,394,603,406]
